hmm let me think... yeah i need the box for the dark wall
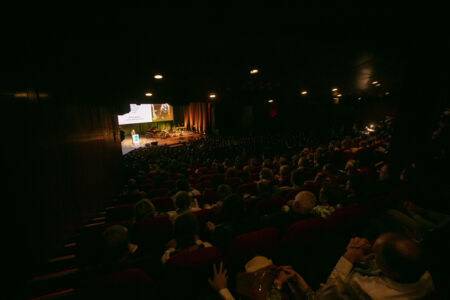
[5,94,122,277]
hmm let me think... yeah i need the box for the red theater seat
[165,247,223,299]
[282,217,324,248]
[229,228,278,268]
[225,177,242,189]
[83,268,156,299]
[255,196,283,215]
[150,196,175,212]
[237,182,258,195]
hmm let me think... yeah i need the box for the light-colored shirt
[326,256,435,300]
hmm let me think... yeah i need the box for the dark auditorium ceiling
[2,3,448,106]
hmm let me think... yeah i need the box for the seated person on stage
[316,233,435,300]
[260,190,316,233]
[161,213,212,264]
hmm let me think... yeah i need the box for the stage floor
[121,131,200,155]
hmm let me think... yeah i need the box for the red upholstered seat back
[201,188,218,205]
[150,196,175,212]
[168,246,222,267]
[282,217,324,248]
[323,203,364,232]
[254,196,284,215]
[165,247,223,298]
[229,228,278,268]
[83,268,155,299]
[132,215,173,255]
[237,182,258,195]
[147,187,170,198]
[225,177,242,189]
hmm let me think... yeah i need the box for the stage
[121,131,201,155]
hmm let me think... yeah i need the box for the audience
[71,115,448,299]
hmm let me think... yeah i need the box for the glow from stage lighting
[370,124,374,128]
[13,92,28,98]
[154,74,163,79]
[301,90,308,95]
[372,81,378,85]
[268,99,274,103]
[209,94,216,99]
[332,88,338,92]
[145,92,153,97]
[250,69,259,74]
[337,94,342,97]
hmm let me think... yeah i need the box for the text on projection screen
[118,104,152,125]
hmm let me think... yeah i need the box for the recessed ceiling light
[385,91,390,95]
[154,74,163,79]
[268,99,274,103]
[372,81,378,85]
[376,83,381,86]
[301,90,308,95]
[250,69,259,74]
[209,94,216,99]
[145,92,153,97]
[337,94,342,97]
[332,88,338,92]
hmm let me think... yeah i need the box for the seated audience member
[259,167,274,182]
[172,178,201,201]
[161,213,212,264]
[312,184,341,218]
[217,184,233,203]
[206,194,251,252]
[225,167,238,179]
[208,257,313,300]
[168,191,200,222]
[102,225,142,266]
[386,201,450,239]
[122,178,146,203]
[276,165,291,187]
[260,190,316,233]
[240,165,253,183]
[133,198,157,224]
[318,233,435,300]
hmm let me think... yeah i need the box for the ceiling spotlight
[376,83,381,86]
[332,88,338,92]
[268,99,274,103]
[209,94,216,99]
[154,74,163,79]
[385,91,390,95]
[250,69,259,74]
[145,92,153,97]
[301,90,308,95]
[337,94,342,97]
[372,81,378,85]
[358,97,362,100]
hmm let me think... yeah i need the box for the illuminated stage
[121,131,201,155]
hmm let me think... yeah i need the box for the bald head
[293,191,316,214]
[374,233,426,283]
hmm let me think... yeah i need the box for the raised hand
[208,262,228,291]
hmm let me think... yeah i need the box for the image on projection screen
[118,104,153,125]
[151,103,174,122]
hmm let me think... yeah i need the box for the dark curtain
[184,102,210,133]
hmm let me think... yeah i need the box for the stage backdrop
[184,102,210,133]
